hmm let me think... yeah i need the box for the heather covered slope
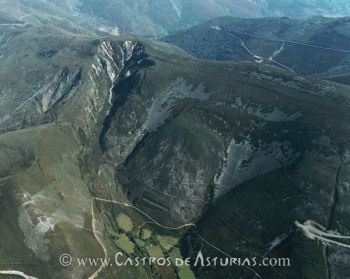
[0,22,350,278]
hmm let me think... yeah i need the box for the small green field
[115,234,135,254]
[170,248,196,279]
[157,235,179,251]
[142,228,152,239]
[146,244,164,258]
[116,213,135,232]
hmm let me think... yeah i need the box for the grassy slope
[0,123,102,278]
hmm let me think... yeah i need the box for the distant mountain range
[1,0,350,36]
[164,16,350,84]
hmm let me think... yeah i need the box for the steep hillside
[164,16,350,85]
[0,22,350,279]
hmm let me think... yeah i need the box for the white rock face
[123,41,136,61]
[84,40,135,133]
[231,96,303,122]
[142,78,210,132]
[214,138,297,197]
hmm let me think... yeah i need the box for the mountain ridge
[163,16,350,85]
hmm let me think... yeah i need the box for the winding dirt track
[0,270,38,279]
[296,220,350,249]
